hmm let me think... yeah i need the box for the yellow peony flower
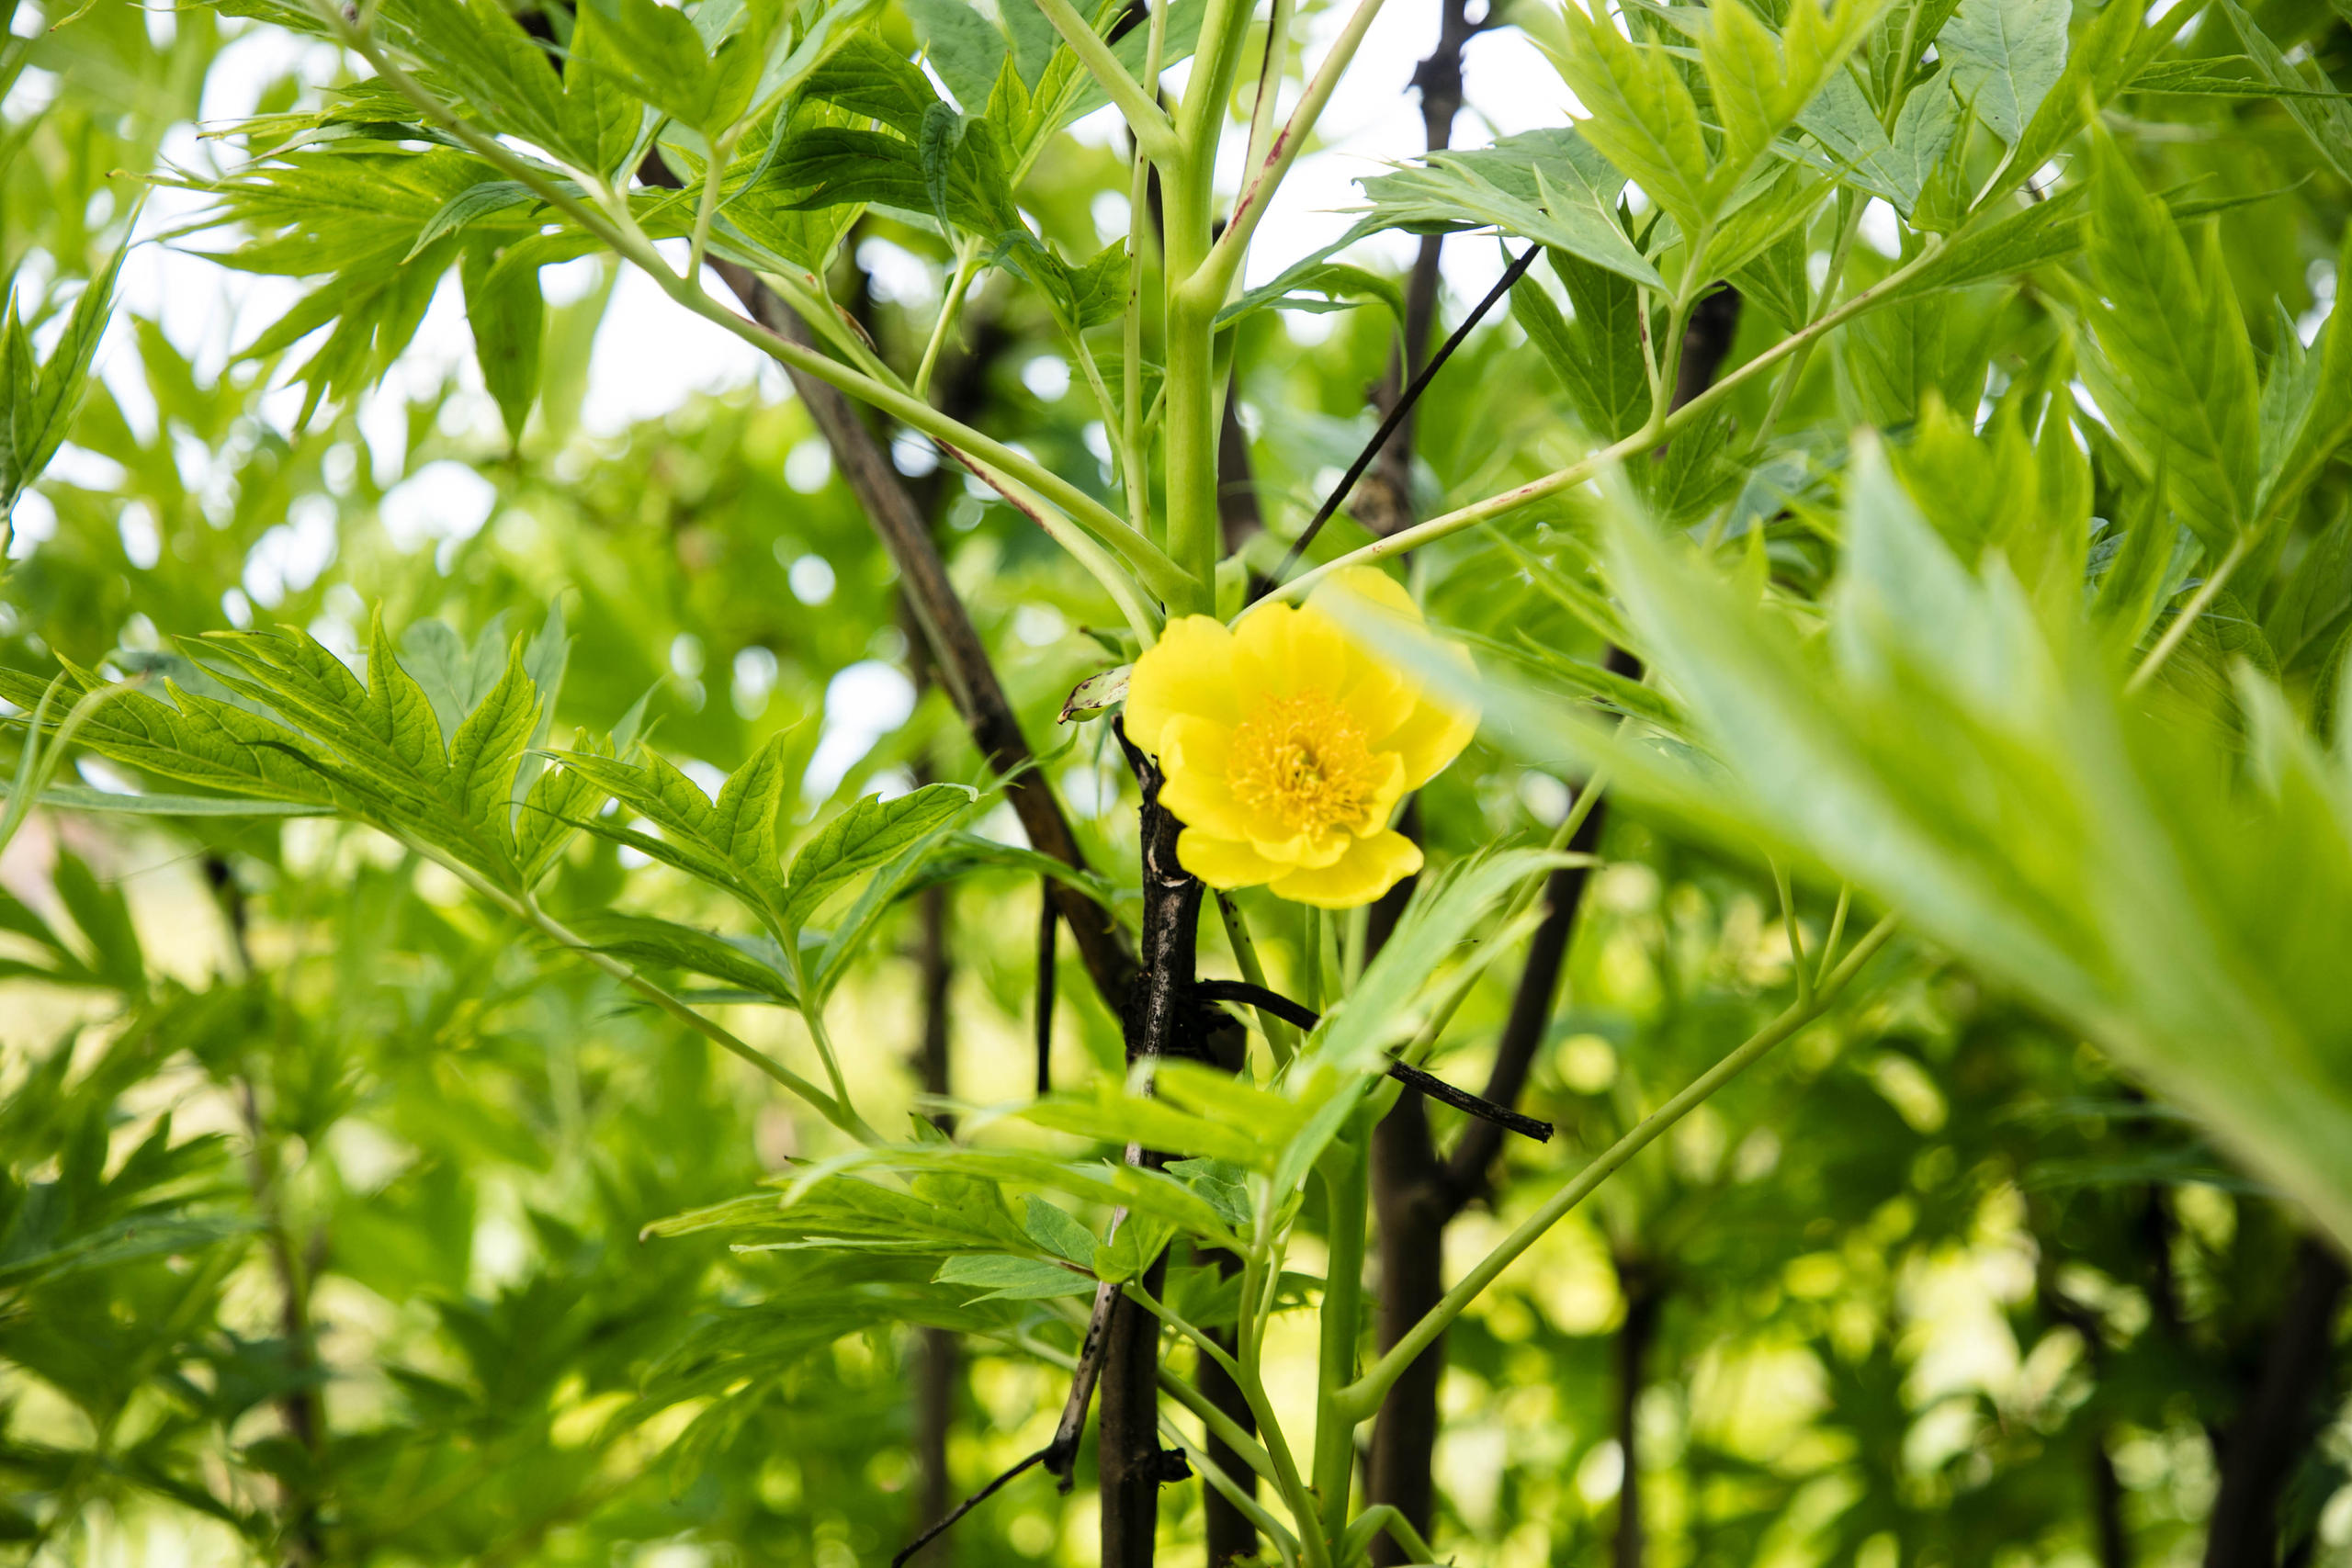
[1123,567,1477,909]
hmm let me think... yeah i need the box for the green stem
[686,128,736,283]
[914,239,980,400]
[334,6,1186,607]
[431,852,869,1140]
[1031,0,1178,159]
[1218,892,1299,1065]
[1771,860,1811,1010]
[1128,1278,1327,1566]
[1334,915,1899,1423]
[1253,234,1950,611]
[2126,533,2252,694]
[800,1001,857,1122]
[1309,1132,1368,1549]
[1193,0,1390,305]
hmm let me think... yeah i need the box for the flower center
[1226,691,1381,836]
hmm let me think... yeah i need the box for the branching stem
[1334,915,1899,1422]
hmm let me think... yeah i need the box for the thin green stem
[1335,915,1899,1423]
[1128,1278,1326,1566]
[1736,194,1865,473]
[427,852,868,1140]
[1032,0,1178,160]
[914,239,980,400]
[957,455,1167,646]
[1348,1505,1441,1566]
[1299,905,1325,1013]
[1193,0,1391,306]
[1253,235,1951,611]
[1816,884,1851,990]
[1309,1133,1368,1548]
[334,5,1187,610]
[1218,892,1300,1065]
[1771,860,1812,1010]
[1158,1412,1302,1565]
[800,1002,857,1123]
[2126,534,2252,694]
[686,129,736,284]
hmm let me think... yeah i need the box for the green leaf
[1022,1197,1098,1266]
[1513,247,1651,442]
[562,911,798,1005]
[801,32,943,136]
[785,783,978,925]
[2077,131,2260,550]
[1020,1077,1270,1168]
[1354,128,1661,290]
[901,0,1010,111]
[406,179,537,263]
[1577,448,2352,1250]
[2215,0,2352,182]
[444,639,539,837]
[1939,0,2068,145]
[460,243,545,447]
[933,1253,1095,1300]
[1548,0,1713,228]
[574,0,739,133]
[3,237,128,516]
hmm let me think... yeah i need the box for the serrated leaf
[1022,1197,1099,1265]
[933,1253,1095,1300]
[1940,0,2068,144]
[2078,132,2260,550]
[785,783,978,923]
[563,911,799,1005]
[2216,0,2352,181]
[1354,128,1661,289]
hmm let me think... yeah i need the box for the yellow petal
[1351,749,1408,837]
[1268,829,1424,909]
[1125,615,1239,756]
[1313,570,1427,742]
[1383,641,1479,789]
[1158,716,1250,839]
[1244,828,1314,866]
[1233,598,1353,702]
[1177,829,1284,889]
[1268,825,1354,870]
[1310,566,1422,624]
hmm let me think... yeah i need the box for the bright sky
[82,1,1573,450]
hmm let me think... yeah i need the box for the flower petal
[1268,829,1424,909]
[1351,749,1408,837]
[1177,829,1284,889]
[1158,716,1250,839]
[1383,642,1479,789]
[1125,615,1240,757]
[1234,599,1352,701]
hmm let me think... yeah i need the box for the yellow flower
[1123,567,1477,909]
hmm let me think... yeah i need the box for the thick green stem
[1334,916,1899,1423]
[1311,1132,1370,1548]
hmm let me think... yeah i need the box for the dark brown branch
[2202,1237,2348,1568]
[892,1446,1053,1568]
[1265,244,1541,592]
[1611,1258,1661,1568]
[1440,785,1612,1204]
[1098,719,1215,1567]
[1036,885,1058,1096]
[1193,982,1554,1143]
[1385,1061,1553,1144]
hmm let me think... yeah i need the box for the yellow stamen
[1226,692,1381,835]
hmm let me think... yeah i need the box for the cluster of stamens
[1225,692,1379,835]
